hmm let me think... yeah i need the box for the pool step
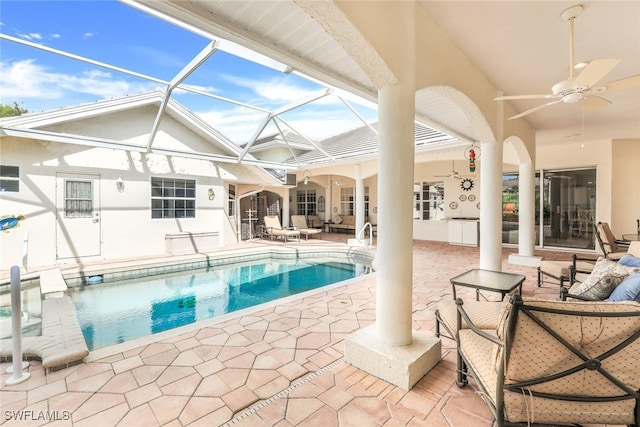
[347,238,374,249]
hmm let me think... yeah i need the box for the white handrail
[357,222,373,247]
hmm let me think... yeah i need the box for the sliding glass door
[502,168,596,250]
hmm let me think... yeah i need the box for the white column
[355,164,365,237]
[518,161,536,257]
[479,140,503,271]
[327,175,332,222]
[376,82,415,346]
[282,188,290,228]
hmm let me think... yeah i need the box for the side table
[450,269,526,301]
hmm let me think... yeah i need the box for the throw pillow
[332,214,343,224]
[568,257,620,300]
[618,254,640,268]
[569,273,626,300]
[608,273,640,303]
[612,261,640,276]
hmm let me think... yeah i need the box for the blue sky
[0,0,377,144]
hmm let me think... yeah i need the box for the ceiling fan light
[563,92,584,103]
[574,61,589,70]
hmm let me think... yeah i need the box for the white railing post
[5,266,31,385]
[357,222,373,248]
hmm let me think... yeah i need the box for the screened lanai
[0,0,469,174]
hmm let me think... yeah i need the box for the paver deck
[2,236,612,426]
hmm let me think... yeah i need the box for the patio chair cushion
[332,214,343,224]
[608,273,640,302]
[569,257,640,300]
[437,299,504,334]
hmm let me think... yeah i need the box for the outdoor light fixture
[303,170,311,185]
[116,175,124,193]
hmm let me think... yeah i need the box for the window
[340,187,354,216]
[413,181,444,220]
[297,189,316,216]
[0,165,19,192]
[364,187,370,218]
[228,184,236,217]
[339,186,370,217]
[151,177,196,219]
[65,180,93,217]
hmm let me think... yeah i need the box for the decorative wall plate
[449,201,458,209]
[460,178,474,191]
[468,194,476,201]
[459,194,467,201]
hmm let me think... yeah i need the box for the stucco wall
[611,139,640,236]
[0,137,234,271]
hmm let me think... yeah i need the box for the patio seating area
[0,237,628,426]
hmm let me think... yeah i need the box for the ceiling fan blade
[508,99,563,120]
[602,74,640,92]
[571,58,620,89]
[495,94,556,101]
[579,94,611,111]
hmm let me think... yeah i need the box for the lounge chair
[595,221,630,260]
[290,215,321,240]
[262,215,300,243]
[453,295,640,426]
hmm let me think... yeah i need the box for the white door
[56,173,101,260]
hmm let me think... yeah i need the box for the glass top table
[450,269,526,301]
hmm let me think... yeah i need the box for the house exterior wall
[0,136,234,271]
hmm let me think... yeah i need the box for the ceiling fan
[435,161,465,179]
[495,4,640,120]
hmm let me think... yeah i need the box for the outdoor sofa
[561,241,640,303]
[329,215,377,235]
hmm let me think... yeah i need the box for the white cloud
[84,32,96,39]
[195,101,370,144]
[220,74,317,104]
[0,59,155,106]
[17,32,42,41]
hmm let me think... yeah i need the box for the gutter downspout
[236,187,265,242]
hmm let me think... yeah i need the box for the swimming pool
[68,257,372,350]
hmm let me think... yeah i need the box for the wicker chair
[453,295,640,426]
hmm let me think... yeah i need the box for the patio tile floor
[1,236,613,426]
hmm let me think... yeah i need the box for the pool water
[69,258,370,350]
